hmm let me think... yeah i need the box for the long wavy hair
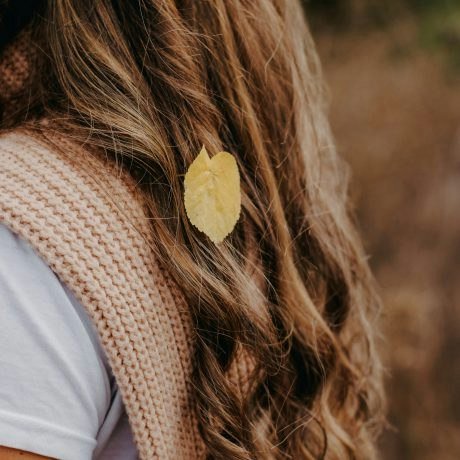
[0,1,386,458]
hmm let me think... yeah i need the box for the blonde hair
[1,1,386,458]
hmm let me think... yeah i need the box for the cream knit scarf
[0,28,257,460]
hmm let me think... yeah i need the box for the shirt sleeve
[0,223,113,460]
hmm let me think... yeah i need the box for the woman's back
[0,1,385,458]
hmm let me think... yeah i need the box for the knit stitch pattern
[0,127,256,459]
[0,29,33,123]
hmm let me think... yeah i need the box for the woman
[0,1,385,459]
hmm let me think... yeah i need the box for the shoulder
[0,124,160,343]
[0,221,115,459]
[0,125,198,456]
[0,221,112,375]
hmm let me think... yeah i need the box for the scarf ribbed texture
[0,127,258,458]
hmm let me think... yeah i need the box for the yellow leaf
[184,145,241,244]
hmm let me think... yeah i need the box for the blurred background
[302,1,460,459]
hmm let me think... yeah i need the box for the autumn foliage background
[303,1,460,459]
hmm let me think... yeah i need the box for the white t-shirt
[0,223,139,459]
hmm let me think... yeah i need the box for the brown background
[304,1,460,458]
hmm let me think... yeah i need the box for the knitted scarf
[0,26,258,460]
